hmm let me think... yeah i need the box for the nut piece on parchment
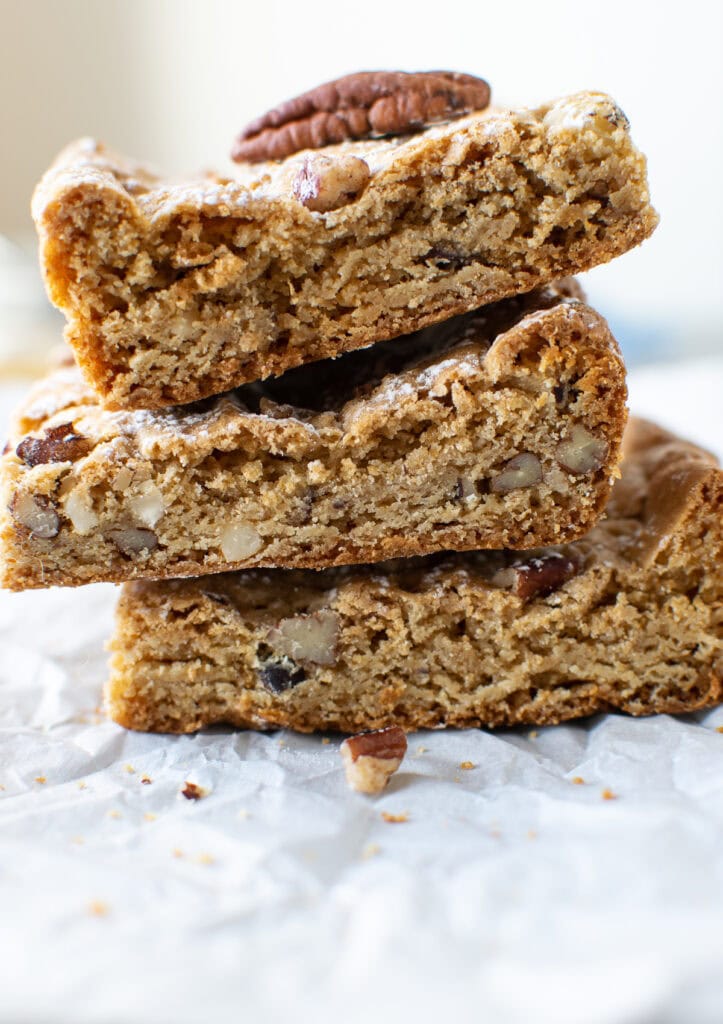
[341,726,407,795]
[180,781,208,801]
[293,154,371,212]
[232,70,491,162]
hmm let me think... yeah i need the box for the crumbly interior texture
[107,419,723,734]
[33,91,657,409]
[0,285,626,589]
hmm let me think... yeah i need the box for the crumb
[528,730,539,740]
[572,776,585,785]
[490,828,502,839]
[362,843,381,859]
[88,900,109,917]
[34,776,46,784]
[140,775,152,785]
[0,783,5,791]
[278,739,286,748]
[181,781,208,800]
[460,761,476,770]
[123,764,135,774]
[77,780,88,790]
[71,835,84,845]
[196,852,215,865]
[143,812,157,822]
[108,809,121,819]
[321,737,331,745]
[716,726,723,734]
[238,808,250,820]
[172,848,184,859]
[602,788,617,801]
[527,829,538,840]
[381,811,409,824]
[415,745,427,755]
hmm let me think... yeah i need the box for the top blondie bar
[33,79,657,410]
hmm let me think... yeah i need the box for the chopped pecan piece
[490,452,542,493]
[265,610,340,666]
[232,70,491,162]
[10,492,60,539]
[556,424,608,475]
[16,423,91,467]
[107,527,159,556]
[293,153,370,212]
[181,781,208,800]
[341,726,407,794]
[493,551,580,600]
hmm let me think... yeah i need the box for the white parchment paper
[1,361,722,1024]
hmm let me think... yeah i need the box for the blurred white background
[0,0,721,369]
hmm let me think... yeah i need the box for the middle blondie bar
[0,283,626,589]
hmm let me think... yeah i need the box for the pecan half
[16,423,91,467]
[232,71,491,162]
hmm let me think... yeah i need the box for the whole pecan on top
[232,70,491,163]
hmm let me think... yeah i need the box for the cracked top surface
[33,92,635,223]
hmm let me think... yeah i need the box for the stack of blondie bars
[2,72,721,734]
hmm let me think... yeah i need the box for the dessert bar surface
[0,283,625,589]
[107,418,723,733]
[33,91,656,409]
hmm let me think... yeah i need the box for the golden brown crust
[33,91,657,409]
[0,285,627,589]
[107,418,723,734]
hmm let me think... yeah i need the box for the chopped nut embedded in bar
[265,610,340,666]
[293,154,370,213]
[16,423,91,467]
[341,726,407,794]
[556,424,608,475]
[11,492,60,538]
[490,452,542,493]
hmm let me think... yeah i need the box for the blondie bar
[33,91,656,409]
[107,419,722,733]
[0,284,626,589]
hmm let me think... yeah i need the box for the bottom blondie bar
[108,419,722,734]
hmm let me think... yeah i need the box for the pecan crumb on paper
[181,781,208,801]
[341,726,407,794]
